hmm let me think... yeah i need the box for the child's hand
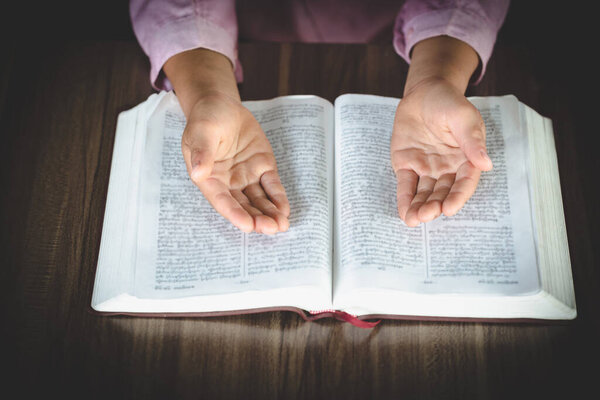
[164,48,289,234]
[391,77,492,227]
[182,92,290,234]
[390,36,493,227]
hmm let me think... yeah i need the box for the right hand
[164,48,290,235]
[181,91,290,234]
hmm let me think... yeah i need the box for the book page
[521,102,575,313]
[92,93,166,309]
[132,93,334,306]
[419,96,539,294]
[244,96,334,292]
[331,94,427,298]
[332,94,540,309]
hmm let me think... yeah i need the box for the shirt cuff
[393,7,500,85]
[146,14,243,91]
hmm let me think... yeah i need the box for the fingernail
[191,166,203,181]
[480,150,493,168]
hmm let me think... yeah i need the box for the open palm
[181,93,290,234]
[391,79,493,227]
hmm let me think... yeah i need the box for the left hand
[391,76,493,227]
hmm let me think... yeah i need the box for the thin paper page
[332,94,428,297]
[92,93,165,308]
[333,94,540,305]
[133,93,333,302]
[422,96,539,295]
[242,96,334,291]
[134,94,245,298]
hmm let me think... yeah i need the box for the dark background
[3,0,595,106]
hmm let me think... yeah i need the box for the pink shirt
[130,0,509,91]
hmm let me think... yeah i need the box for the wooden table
[2,8,599,400]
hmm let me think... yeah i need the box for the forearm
[404,36,479,95]
[163,48,240,117]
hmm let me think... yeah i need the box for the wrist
[164,48,240,116]
[404,36,479,95]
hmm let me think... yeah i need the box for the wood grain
[2,22,599,400]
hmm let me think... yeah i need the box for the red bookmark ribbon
[306,310,380,329]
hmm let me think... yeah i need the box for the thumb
[190,148,216,183]
[182,124,220,185]
[452,116,493,172]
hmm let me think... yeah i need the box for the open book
[91,92,576,325]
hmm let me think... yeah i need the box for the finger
[229,151,277,190]
[197,178,254,233]
[260,170,290,217]
[395,169,419,220]
[231,189,263,217]
[232,190,280,235]
[404,176,436,227]
[417,173,456,222]
[244,183,289,233]
[450,109,493,172]
[181,121,220,185]
[442,162,481,216]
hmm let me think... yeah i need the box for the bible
[91,91,576,325]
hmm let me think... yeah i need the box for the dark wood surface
[2,3,599,399]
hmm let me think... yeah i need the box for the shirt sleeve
[129,0,242,91]
[393,0,510,84]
